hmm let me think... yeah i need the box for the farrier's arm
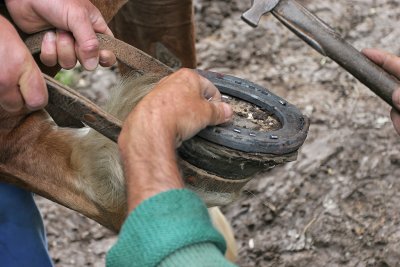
[363,48,400,134]
[106,69,237,267]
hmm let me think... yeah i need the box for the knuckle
[73,8,89,22]
[176,68,197,79]
[173,69,201,92]
[79,38,99,55]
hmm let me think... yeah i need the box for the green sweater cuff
[106,189,227,267]
[159,242,237,267]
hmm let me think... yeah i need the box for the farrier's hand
[118,69,233,210]
[121,69,233,148]
[363,48,400,135]
[0,16,47,112]
[5,0,116,70]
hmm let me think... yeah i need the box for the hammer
[242,0,400,110]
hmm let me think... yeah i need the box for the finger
[99,50,117,67]
[0,16,47,111]
[40,31,57,67]
[206,101,233,125]
[70,6,113,70]
[392,88,400,111]
[0,86,24,112]
[56,30,77,69]
[390,108,400,135]
[68,9,100,70]
[19,60,48,110]
[362,48,400,78]
[169,69,222,101]
[91,12,114,37]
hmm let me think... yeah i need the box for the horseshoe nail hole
[261,91,269,96]
[214,128,222,134]
[83,114,97,123]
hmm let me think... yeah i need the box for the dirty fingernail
[84,57,98,71]
[222,102,233,120]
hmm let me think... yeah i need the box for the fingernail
[1,103,21,113]
[222,102,233,121]
[44,31,56,42]
[84,57,98,71]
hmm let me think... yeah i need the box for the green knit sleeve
[159,242,237,267]
[106,189,235,267]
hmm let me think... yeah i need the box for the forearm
[118,114,184,211]
[114,128,236,266]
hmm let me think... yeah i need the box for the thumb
[19,55,48,110]
[208,101,233,126]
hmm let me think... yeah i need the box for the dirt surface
[35,0,400,266]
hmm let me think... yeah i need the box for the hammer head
[241,0,280,27]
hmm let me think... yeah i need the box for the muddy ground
[35,0,400,266]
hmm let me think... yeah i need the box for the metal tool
[44,74,123,142]
[242,0,400,110]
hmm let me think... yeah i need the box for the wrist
[119,123,184,212]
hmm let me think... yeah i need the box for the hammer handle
[273,0,400,109]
